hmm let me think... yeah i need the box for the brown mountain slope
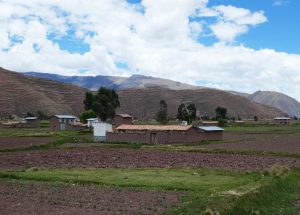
[0,68,284,119]
[0,68,87,117]
[248,91,300,118]
[117,88,284,119]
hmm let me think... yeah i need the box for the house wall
[107,127,204,144]
[201,131,223,141]
[25,119,40,128]
[50,117,60,131]
[114,116,133,127]
[107,132,150,143]
[273,119,290,125]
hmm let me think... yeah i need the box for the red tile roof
[116,124,193,131]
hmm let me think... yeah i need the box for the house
[113,114,133,127]
[24,117,40,128]
[93,121,113,141]
[107,124,224,144]
[198,126,224,141]
[49,115,78,131]
[87,118,98,128]
[273,117,291,125]
[200,121,219,126]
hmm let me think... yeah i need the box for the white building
[86,118,98,128]
[93,121,113,141]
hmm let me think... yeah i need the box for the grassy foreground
[1,167,299,214]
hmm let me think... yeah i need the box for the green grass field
[0,167,299,214]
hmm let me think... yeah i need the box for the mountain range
[25,71,300,117]
[0,67,285,119]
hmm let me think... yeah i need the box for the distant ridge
[25,72,200,91]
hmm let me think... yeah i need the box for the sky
[0,0,300,100]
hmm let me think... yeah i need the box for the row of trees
[80,87,230,125]
[156,100,227,125]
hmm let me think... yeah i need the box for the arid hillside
[0,68,284,119]
[117,88,284,119]
[248,91,300,118]
[0,68,87,117]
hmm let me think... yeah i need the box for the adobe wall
[107,132,150,143]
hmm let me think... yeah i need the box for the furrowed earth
[0,147,299,171]
[0,124,300,214]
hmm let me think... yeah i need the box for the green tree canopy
[83,92,95,110]
[177,103,197,123]
[80,109,97,123]
[83,87,120,122]
[156,100,169,124]
[215,106,227,119]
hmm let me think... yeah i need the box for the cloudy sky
[1,0,300,100]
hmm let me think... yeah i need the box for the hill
[25,72,199,90]
[0,68,87,117]
[1,68,284,119]
[117,88,284,119]
[248,91,300,118]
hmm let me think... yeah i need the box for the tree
[215,106,227,119]
[187,104,196,122]
[26,112,35,117]
[254,116,258,121]
[36,110,48,120]
[177,103,197,123]
[80,109,97,123]
[91,87,120,121]
[156,100,168,124]
[83,92,95,110]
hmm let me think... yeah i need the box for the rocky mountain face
[248,91,300,118]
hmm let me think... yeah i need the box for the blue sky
[0,0,300,100]
[127,0,300,54]
[209,0,300,54]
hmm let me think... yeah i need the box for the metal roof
[86,118,97,121]
[116,114,133,118]
[274,117,291,120]
[52,115,77,119]
[25,117,38,120]
[116,124,193,131]
[198,126,224,131]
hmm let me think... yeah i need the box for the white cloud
[273,0,289,6]
[0,0,299,101]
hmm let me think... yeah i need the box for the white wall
[93,122,113,138]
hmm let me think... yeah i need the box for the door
[150,133,157,144]
[60,123,65,131]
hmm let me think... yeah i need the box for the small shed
[25,117,40,128]
[93,121,113,141]
[198,126,224,141]
[113,114,133,127]
[273,117,291,125]
[87,118,98,128]
[50,115,77,131]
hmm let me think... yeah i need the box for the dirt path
[0,179,182,215]
[0,148,299,171]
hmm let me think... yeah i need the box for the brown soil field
[0,179,182,215]
[0,137,55,149]
[202,132,300,153]
[0,148,299,171]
